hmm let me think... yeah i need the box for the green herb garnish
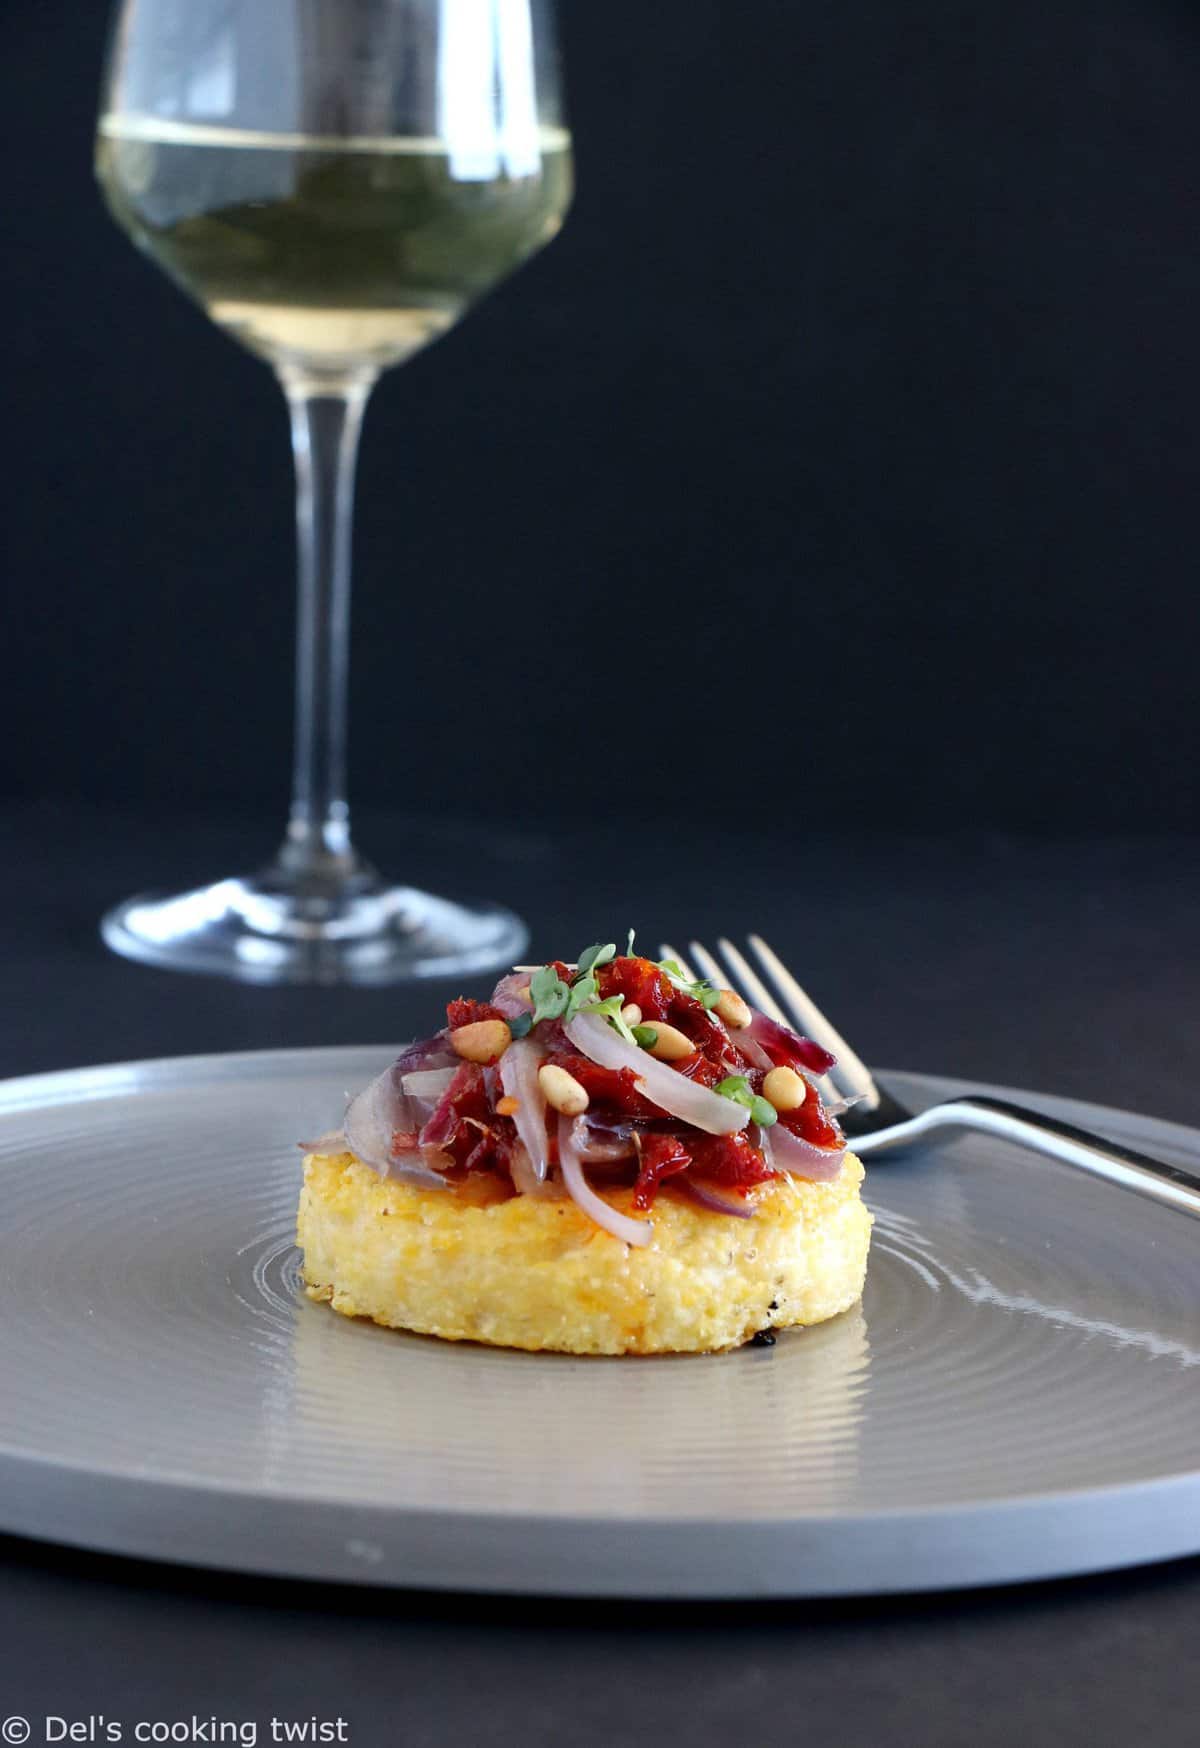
[658,959,721,1010]
[507,1011,534,1040]
[714,1074,778,1128]
[571,972,599,1005]
[525,945,623,1032]
[528,964,571,1025]
[579,993,639,1044]
[574,942,617,980]
[520,934,716,1046]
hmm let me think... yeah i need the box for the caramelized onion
[564,1012,749,1136]
[344,1060,450,1187]
[489,971,535,1020]
[499,1037,550,1182]
[393,1035,457,1074]
[676,1178,758,1219]
[507,1141,564,1199]
[401,1067,458,1102]
[758,1120,844,1181]
[298,1128,348,1155]
[344,1064,412,1169]
[569,1116,637,1164]
[731,1030,773,1071]
[557,1116,652,1248]
[390,1156,456,1188]
[746,1011,836,1076]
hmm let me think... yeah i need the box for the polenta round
[297,1149,872,1355]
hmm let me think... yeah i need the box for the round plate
[0,1048,1196,1596]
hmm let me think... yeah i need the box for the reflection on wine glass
[95,0,572,983]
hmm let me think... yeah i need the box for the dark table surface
[2,801,1198,1747]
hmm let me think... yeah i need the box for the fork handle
[858,1096,1200,1222]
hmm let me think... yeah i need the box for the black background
[6,0,1200,834]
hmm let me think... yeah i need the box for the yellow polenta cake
[298,1149,871,1355]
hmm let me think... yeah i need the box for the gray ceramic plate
[0,1047,1196,1597]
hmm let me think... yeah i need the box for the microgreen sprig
[581,993,640,1045]
[523,943,622,1031]
[575,941,617,979]
[658,959,722,1010]
[528,963,571,1026]
[515,933,721,1046]
[714,1074,778,1128]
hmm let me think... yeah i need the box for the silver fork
[662,934,1200,1222]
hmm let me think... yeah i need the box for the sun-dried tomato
[686,1130,777,1189]
[542,1049,660,1120]
[779,1096,843,1150]
[596,956,675,1020]
[445,997,506,1029]
[669,1051,727,1089]
[419,1064,493,1155]
[632,1134,693,1209]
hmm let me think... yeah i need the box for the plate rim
[1,1446,1196,1597]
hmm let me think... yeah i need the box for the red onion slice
[747,1011,837,1075]
[344,1062,450,1188]
[401,1067,459,1102]
[731,1030,773,1071]
[507,1141,564,1199]
[569,1116,638,1164]
[499,1036,550,1182]
[344,1064,412,1167]
[564,1012,750,1136]
[759,1121,845,1182]
[676,1178,758,1219]
[393,1035,457,1075]
[298,1128,349,1155]
[489,971,535,1020]
[557,1116,653,1248]
[824,1092,867,1118]
[386,1156,456,1189]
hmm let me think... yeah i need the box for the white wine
[96,117,573,377]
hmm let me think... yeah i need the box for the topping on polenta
[308,941,848,1244]
[296,939,872,1352]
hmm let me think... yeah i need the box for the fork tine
[712,937,790,1024]
[657,942,698,983]
[684,939,731,999]
[747,934,878,1103]
[710,937,839,1105]
[665,936,868,1111]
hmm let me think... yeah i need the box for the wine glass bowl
[94,0,571,982]
[95,113,572,386]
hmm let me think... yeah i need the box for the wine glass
[94,0,571,983]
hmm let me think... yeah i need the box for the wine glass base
[101,871,528,987]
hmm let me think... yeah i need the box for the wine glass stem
[279,375,375,885]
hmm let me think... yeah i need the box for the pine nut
[538,1062,590,1116]
[496,1094,520,1117]
[449,1019,512,1063]
[620,1003,643,1027]
[642,1021,696,1062]
[713,988,752,1029]
[762,1065,807,1112]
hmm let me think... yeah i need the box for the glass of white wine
[95,0,572,982]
